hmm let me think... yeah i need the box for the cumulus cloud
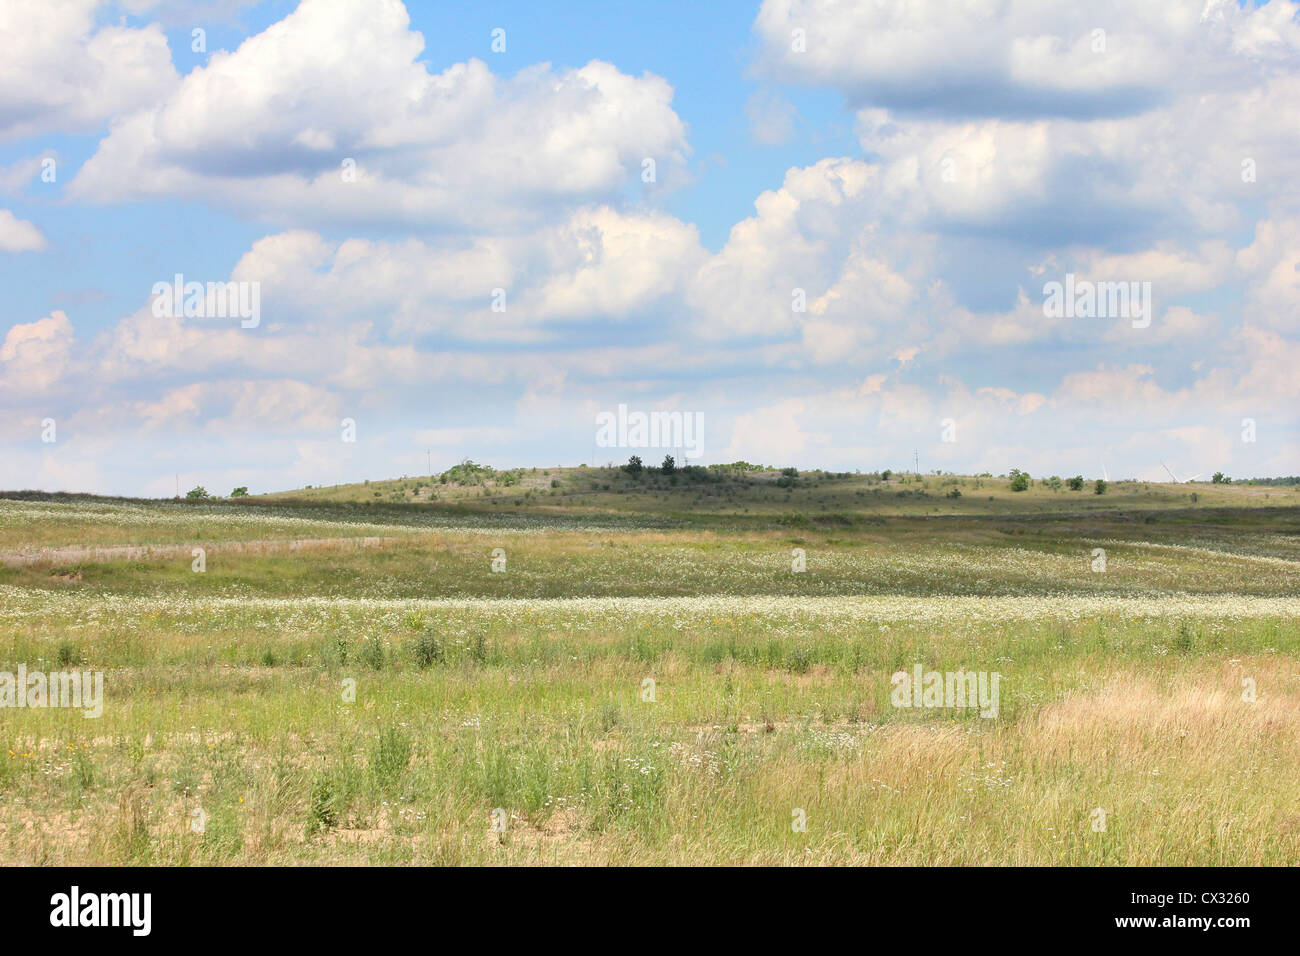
[0,208,46,251]
[1,0,1297,492]
[753,0,1299,119]
[0,311,73,393]
[1237,217,1300,331]
[70,0,690,231]
[0,0,177,141]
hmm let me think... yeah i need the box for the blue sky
[1,0,1297,495]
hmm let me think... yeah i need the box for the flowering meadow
[1,470,1296,864]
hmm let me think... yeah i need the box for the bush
[1009,469,1030,492]
[623,455,643,477]
[185,486,209,500]
[357,636,386,670]
[661,455,676,475]
[56,640,83,667]
[413,630,443,668]
[307,775,337,834]
[1094,479,1108,495]
[1066,475,1085,491]
[229,486,249,497]
[439,459,500,486]
[946,488,962,499]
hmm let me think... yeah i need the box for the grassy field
[1,466,1297,865]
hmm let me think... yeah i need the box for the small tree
[661,455,676,475]
[1094,478,1108,495]
[185,486,209,500]
[623,455,643,477]
[1008,469,1030,492]
[1066,475,1084,491]
[1212,472,1230,484]
[230,486,249,498]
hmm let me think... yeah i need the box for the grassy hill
[258,462,1300,519]
[1,465,1298,865]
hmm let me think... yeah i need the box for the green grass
[1,469,1297,865]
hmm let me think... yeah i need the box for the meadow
[1,465,1297,865]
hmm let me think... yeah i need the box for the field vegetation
[1,465,1296,864]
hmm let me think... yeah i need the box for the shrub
[357,636,386,670]
[185,486,209,499]
[1066,475,1085,491]
[1009,469,1030,492]
[1094,478,1108,495]
[414,630,443,668]
[56,640,83,667]
[229,486,249,497]
[307,775,337,834]
[623,455,643,477]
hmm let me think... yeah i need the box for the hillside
[258,462,1300,519]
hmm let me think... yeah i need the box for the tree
[1066,475,1085,491]
[1212,472,1230,484]
[1009,468,1030,492]
[1094,478,1108,495]
[230,486,249,497]
[186,486,209,500]
[623,455,643,477]
[661,455,676,475]
[1045,475,1063,491]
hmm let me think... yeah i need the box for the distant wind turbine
[1161,462,1203,484]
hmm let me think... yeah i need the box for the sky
[1,0,1298,496]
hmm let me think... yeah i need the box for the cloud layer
[2,0,1297,492]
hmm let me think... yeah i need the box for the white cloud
[71,0,690,231]
[1237,217,1300,331]
[754,0,1299,119]
[0,311,73,393]
[0,0,177,141]
[0,208,46,251]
